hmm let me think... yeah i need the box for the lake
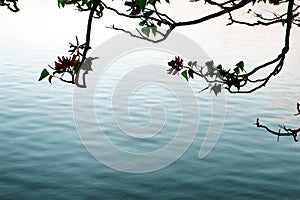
[1,1,300,199]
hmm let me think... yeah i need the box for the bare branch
[255,118,300,142]
[174,0,252,27]
[106,25,174,43]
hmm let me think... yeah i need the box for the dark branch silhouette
[255,103,300,142]
[255,118,300,142]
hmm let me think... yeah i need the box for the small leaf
[139,20,146,26]
[205,60,214,68]
[38,69,50,81]
[217,64,223,71]
[210,84,222,96]
[207,65,213,74]
[81,0,88,6]
[181,70,189,81]
[58,0,68,8]
[235,61,244,71]
[188,61,192,67]
[234,67,240,75]
[141,27,150,37]
[148,0,156,5]
[86,1,93,9]
[192,61,197,67]
[80,57,94,71]
[151,26,157,36]
[136,0,147,10]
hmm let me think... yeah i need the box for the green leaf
[181,70,189,81]
[81,57,94,71]
[141,27,150,37]
[73,64,80,74]
[81,0,88,6]
[235,61,244,71]
[136,0,147,10]
[151,26,157,36]
[58,0,68,8]
[148,0,157,5]
[207,65,213,74]
[205,60,214,68]
[86,1,93,9]
[210,84,222,96]
[188,61,192,67]
[139,20,146,26]
[38,69,50,81]
[192,61,197,67]
[234,67,240,75]
[216,65,224,77]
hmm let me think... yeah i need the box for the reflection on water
[1,2,300,199]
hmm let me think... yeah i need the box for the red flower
[168,56,183,71]
[55,54,80,71]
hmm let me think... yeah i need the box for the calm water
[1,2,300,199]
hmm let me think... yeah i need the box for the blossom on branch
[55,54,80,71]
[168,56,183,72]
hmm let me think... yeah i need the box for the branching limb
[101,1,174,26]
[255,118,300,142]
[106,24,174,43]
[75,0,103,87]
[174,0,252,27]
[224,0,294,93]
[227,12,285,26]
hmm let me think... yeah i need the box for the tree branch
[224,0,294,93]
[174,0,252,27]
[255,118,300,142]
[75,0,102,88]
